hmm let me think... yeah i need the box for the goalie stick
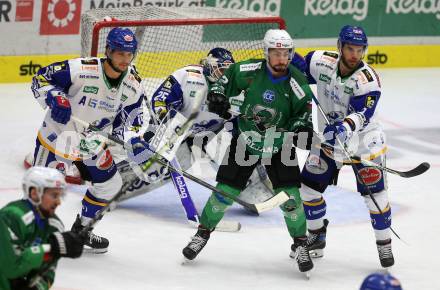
[169,158,241,232]
[71,116,289,214]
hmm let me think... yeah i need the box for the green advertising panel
[207,0,440,38]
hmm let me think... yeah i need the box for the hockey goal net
[81,6,285,97]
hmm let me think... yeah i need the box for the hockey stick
[71,116,288,214]
[310,94,402,240]
[143,99,239,230]
[169,158,241,232]
[311,135,430,178]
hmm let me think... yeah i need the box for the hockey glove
[48,231,84,259]
[323,121,352,146]
[46,89,72,125]
[9,277,40,290]
[152,99,168,120]
[207,91,231,119]
[126,136,155,166]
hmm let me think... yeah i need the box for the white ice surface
[1,68,440,290]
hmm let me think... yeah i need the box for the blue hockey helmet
[106,27,138,54]
[360,273,403,290]
[202,47,235,82]
[338,25,368,48]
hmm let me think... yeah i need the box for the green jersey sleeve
[0,200,59,290]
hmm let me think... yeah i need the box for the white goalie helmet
[263,29,295,61]
[23,166,66,205]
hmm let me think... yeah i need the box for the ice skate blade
[304,271,311,280]
[83,247,108,254]
[181,257,194,265]
[310,249,324,258]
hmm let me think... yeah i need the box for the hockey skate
[71,214,109,254]
[289,219,329,259]
[376,239,394,268]
[182,225,212,262]
[291,237,314,278]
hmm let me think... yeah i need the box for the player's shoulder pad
[70,57,100,76]
[313,50,339,66]
[173,65,204,83]
[237,59,263,72]
[2,200,35,226]
[352,62,382,93]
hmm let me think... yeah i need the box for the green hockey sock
[200,183,241,230]
[277,186,307,238]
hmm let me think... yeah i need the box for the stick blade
[254,191,289,213]
[400,162,430,178]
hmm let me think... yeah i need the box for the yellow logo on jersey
[366,95,376,108]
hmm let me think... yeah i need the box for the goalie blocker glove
[207,90,231,119]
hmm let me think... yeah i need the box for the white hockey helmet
[23,166,66,205]
[263,29,294,61]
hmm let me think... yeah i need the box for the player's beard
[37,206,55,218]
[340,55,361,71]
[107,58,128,74]
[271,63,288,73]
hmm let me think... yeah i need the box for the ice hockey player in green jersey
[182,29,315,274]
[0,167,85,290]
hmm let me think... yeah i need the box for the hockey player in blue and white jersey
[298,25,395,268]
[30,27,145,253]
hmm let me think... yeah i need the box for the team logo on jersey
[305,154,328,175]
[250,105,277,132]
[319,74,331,84]
[357,167,382,185]
[262,90,275,103]
[365,95,377,108]
[97,150,113,171]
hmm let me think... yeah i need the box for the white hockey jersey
[31,57,144,160]
[305,50,386,158]
[150,64,224,136]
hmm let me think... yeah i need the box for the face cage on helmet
[204,56,233,82]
